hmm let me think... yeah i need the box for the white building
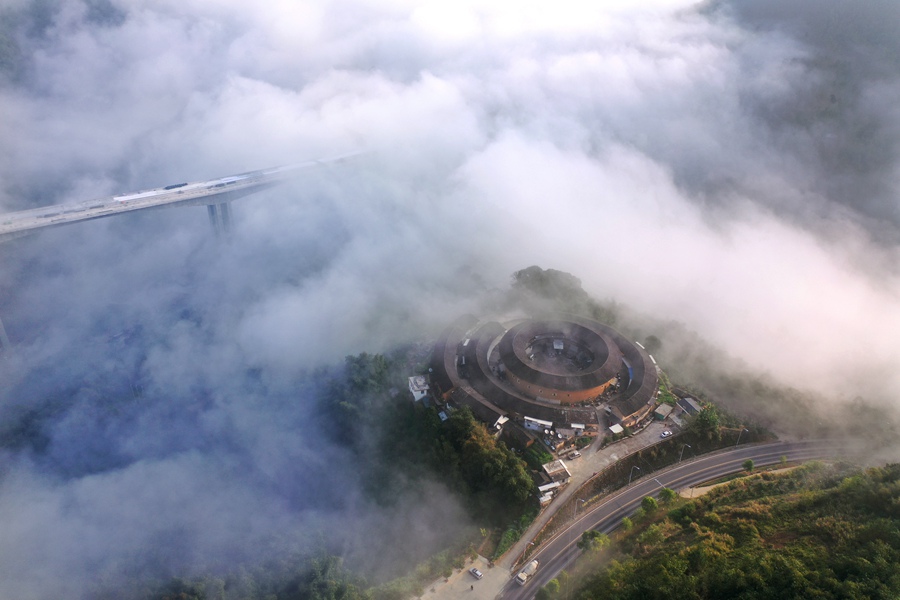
[408,375,430,401]
[524,416,554,432]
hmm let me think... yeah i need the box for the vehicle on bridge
[0,151,363,244]
[516,560,539,585]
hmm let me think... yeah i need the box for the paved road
[423,419,675,600]
[497,439,847,600]
[499,418,674,572]
[0,152,361,243]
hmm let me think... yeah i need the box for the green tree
[558,571,570,593]
[621,516,633,530]
[345,352,390,391]
[578,530,610,552]
[641,496,659,514]
[743,459,755,472]
[546,578,560,593]
[693,405,720,440]
[659,487,678,503]
[638,524,664,546]
[321,352,397,444]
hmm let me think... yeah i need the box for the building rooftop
[408,375,429,393]
[431,313,658,430]
[543,459,571,481]
[678,396,702,415]
[654,403,674,418]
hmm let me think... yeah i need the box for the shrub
[641,496,659,513]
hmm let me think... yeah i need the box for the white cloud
[1,0,900,595]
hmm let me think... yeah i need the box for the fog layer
[1,0,899,597]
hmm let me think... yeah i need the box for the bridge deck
[0,153,360,243]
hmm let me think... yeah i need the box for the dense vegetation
[319,351,536,526]
[374,400,536,524]
[318,351,394,443]
[573,462,900,600]
[524,444,554,469]
[391,408,534,525]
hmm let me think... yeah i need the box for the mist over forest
[1,0,899,597]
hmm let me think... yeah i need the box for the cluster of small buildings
[537,461,572,505]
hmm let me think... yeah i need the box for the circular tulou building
[498,319,622,403]
[431,313,659,432]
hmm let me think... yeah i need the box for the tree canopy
[690,405,720,440]
[658,487,678,503]
[578,530,611,552]
[433,406,536,522]
[575,463,900,600]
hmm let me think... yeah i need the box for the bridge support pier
[0,314,11,353]
[219,201,231,233]
[206,202,232,236]
[207,204,219,234]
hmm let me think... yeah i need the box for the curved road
[497,439,847,600]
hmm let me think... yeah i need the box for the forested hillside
[573,462,900,600]
[319,351,536,526]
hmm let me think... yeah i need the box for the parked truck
[516,560,539,586]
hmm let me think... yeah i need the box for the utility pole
[679,444,691,463]
[573,498,586,522]
[629,465,641,484]
[571,498,586,549]
[517,541,534,568]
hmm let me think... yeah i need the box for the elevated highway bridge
[0,152,360,243]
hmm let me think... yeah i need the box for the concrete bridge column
[218,201,231,233]
[207,204,220,235]
[206,202,232,236]
[0,314,11,353]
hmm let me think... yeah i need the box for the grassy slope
[572,462,900,600]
